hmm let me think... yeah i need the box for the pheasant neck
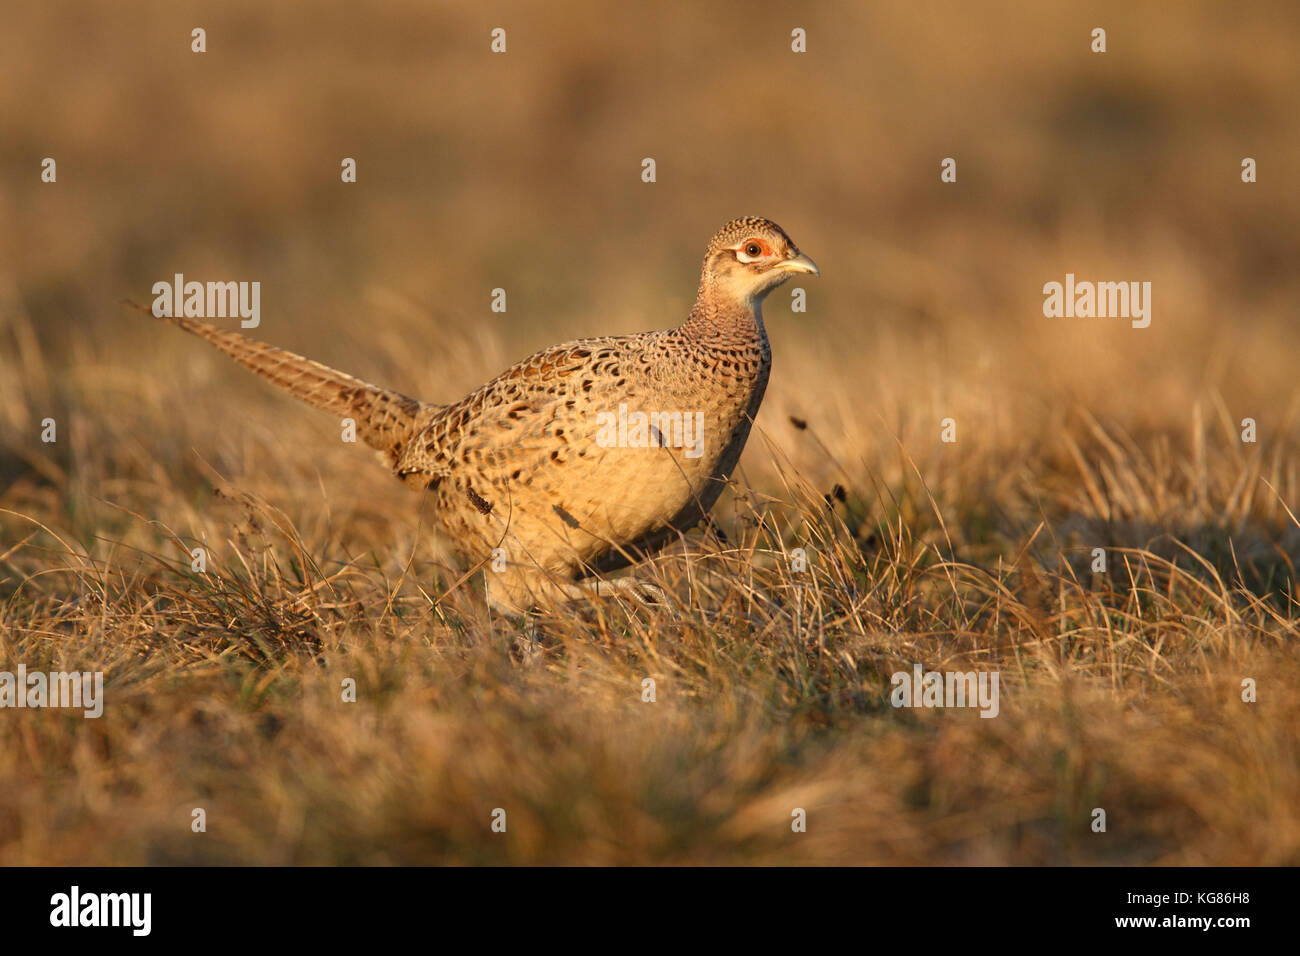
[679,285,766,349]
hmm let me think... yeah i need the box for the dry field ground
[1,1,1297,864]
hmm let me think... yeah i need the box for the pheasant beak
[779,252,819,276]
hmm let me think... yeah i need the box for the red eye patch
[739,238,771,257]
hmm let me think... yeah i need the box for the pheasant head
[697,217,818,308]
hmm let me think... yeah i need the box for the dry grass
[1,0,1298,864]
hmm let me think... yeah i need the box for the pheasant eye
[744,242,763,257]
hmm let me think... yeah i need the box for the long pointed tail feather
[126,300,433,465]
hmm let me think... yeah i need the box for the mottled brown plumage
[143,217,817,612]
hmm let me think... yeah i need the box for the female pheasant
[142,217,817,612]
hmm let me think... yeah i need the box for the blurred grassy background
[3,1,1299,528]
[0,1,1297,864]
